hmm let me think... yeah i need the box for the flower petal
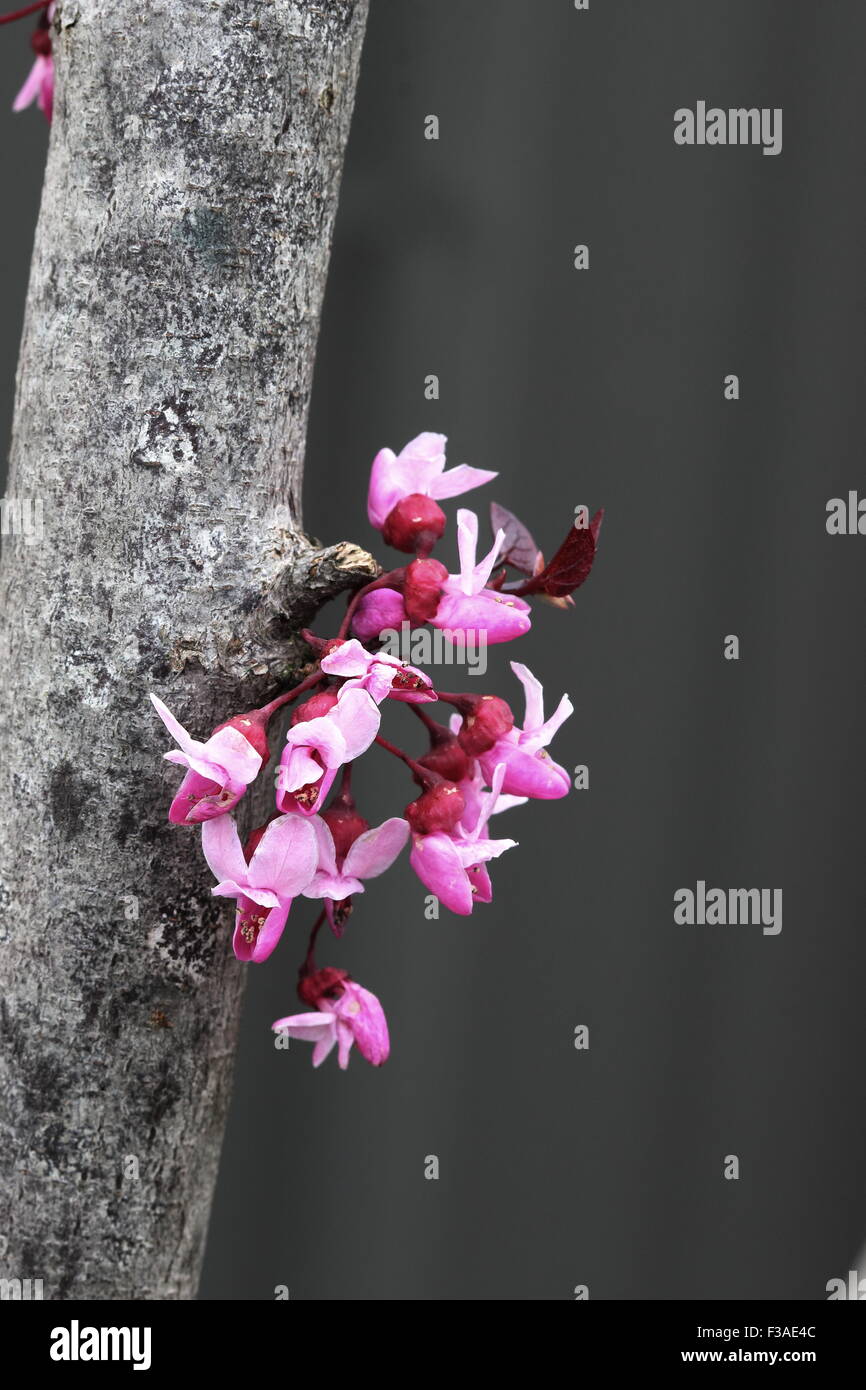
[247,813,319,896]
[202,815,249,886]
[428,463,497,501]
[409,832,474,915]
[343,817,409,880]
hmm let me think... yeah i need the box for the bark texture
[0,0,370,1299]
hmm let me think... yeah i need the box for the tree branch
[0,0,370,1299]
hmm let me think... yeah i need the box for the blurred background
[2,0,865,1299]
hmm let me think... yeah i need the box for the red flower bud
[30,27,51,58]
[405,781,465,835]
[417,726,470,783]
[452,694,514,756]
[403,556,448,625]
[291,689,340,725]
[382,493,446,554]
[321,802,370,861]
[298,966,349,1009]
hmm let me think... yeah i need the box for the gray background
[3,0,865,1299]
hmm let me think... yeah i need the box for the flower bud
[290,689,340,725]
[382,493,446,554]
[417,726,470,783]
[403,556,448,625]
[298,966,349,1009]
[405,780,465,835]
[452,693,514,756]
[321,802,370,861]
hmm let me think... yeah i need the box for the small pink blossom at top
[303,813,409,934]
[202,813,318,963]
[430,509,531,645]
[476,662,573,799]
[273,974,389,1069]
[150,694,264,825]
[13,4,54,122]
[320,637,435,704]
[276,687,380,817]
[367,432,496,531]
[408,762,517,915]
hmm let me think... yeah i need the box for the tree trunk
[0,0,371,1300]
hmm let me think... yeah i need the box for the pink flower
[409,762,517,915]
[273,971,389,1069]
[320,637,435,704]
[14,6,55,122]
[477,662,572,798]
[202,812,318,962]
[276,687,380,816]
[431,510,531,644]
[151,695,265,825]
[351,586,407,643]
[368,432,496,531]
[303,813,409,934]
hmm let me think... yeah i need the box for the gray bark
[0,0,371,1299]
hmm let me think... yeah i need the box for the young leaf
[490,501,543,577]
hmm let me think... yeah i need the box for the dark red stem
[301,909,327,978]
[0,1,49,25]
[257,668,324,721]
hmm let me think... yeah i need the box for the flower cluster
[7,2,55,122]
[152,433,601,1070]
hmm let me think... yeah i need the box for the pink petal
[336,982,389,1066]
[38,56,53,121]
[309,814,338,877]
[351,588,407,643]
[466,862,493,902]
[432,587,532,644]
[273,1011,337,1064]
[320,639,373,680]
[331,687,381,760]
[428,463,497,502]
[283,712,347,769]
[409,832,474,915]
[150,693,199,757]
[367,447,401,528]
[272,1010,336,1038]
[168,769,224,825]
[312,1029,339,1067]
[342,817,409,879]
[336,1018,355,1069]
[202,815,249,886]
[454,835,516,868]
[509,661,545,731]
[303,870,364,900]
[247,814,319,897]
[478,743,571,799]
[202,724,263,785]
[13,59,42,113]
[247,899,291,962]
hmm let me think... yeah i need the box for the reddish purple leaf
[517,508,604,598]
[490,501,543,577]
